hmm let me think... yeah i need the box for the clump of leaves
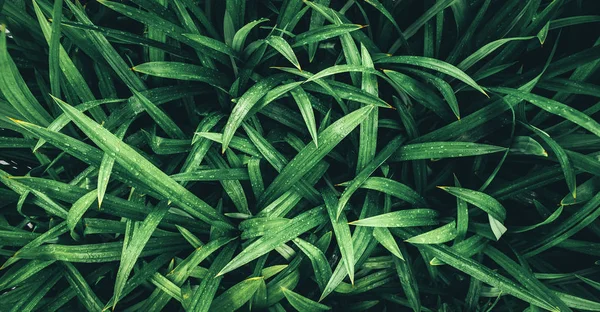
[1,0,600,311]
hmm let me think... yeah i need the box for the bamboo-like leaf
[132,62,229,89]
[293,24,366,47]
[438,186,506,222]
[350,209,439,228]
[222,74,287,153]
[61,262,104,311]
[430,234,489,266]
[132,89,185,139]
[292,237,332,292]
[406,221,458,244]
[289,86,318,146]
[48,0,63,96]
[283,287,331,311]
[357,43,380,173]
[402,67,461,119]
[258,105,373,207]
[392,228,558,311]
[457,37,535,71]
[373,227,404,260]
[385,69,453,120]
[337,135,405,217]
[391,142,506,161]
[183,33,236,57]
[267,36,301,70]
[510,136,548,157]
[98,120,130,208]
[232,18,269,51]
[50,97,233,229]
[491,87,600,137]
[170,168,249,182]
[339,177,425,206]
[188,242,237,312]
[113,201,170,308]
[512,205,563,233]
[0,1,598,310]
[377,56,488,96]
[393,246,421,312]
[323,188,354,284]
[66,189,97,233]
[561,177,600,206]
[209,277,263,311]
[219,206,327,275]
[488,215,507,241]
[524,123,577,199]
[537,22,550,45]
[0,25,52,126]
[66,0,146,91]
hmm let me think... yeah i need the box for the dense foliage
[1,0,600,311]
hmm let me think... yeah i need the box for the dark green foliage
[1,0,600,311]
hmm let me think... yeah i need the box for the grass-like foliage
[1,0,600,311]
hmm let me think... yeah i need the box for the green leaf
[113,201,170,308]
[219,206,327,275]
[337,135,405,217]
[357,43,380,172]
[188,242,237,312]
[561,177,600,206]
[323,188,354,284]
[61,262,104,311]
[524,123,577,199]
[438,186,506,222]
[183,33,236,57]
[50,97,233,229]
[232,18,269,52]
[98,121,131,207]
[66,0,146,91]
[0,25,52,126]
[523,191,600,257]
[258,105,373,207]
[391,142,506,161]
[457,37,535,71]
[405,221,458,244]
[267,36,301,70]
[393,246,421,312]
[377,55,488,96]
[511,204,563,233]
[210,277,263,311]
[339,177,425,206]
[282,288,331,311]
[307,0,331,61]
[293,24,366,47]
[66,189,97,233]
[537,22,550,45]
[292,237,332,293]
[510,136,548,157]
[401,67,461,119]
[554,291,600,311]
[132,62,229,90]
[222,74,288,153]
[392,228,558,311]
[488,215,508,241]
[247,158,265,199]
[430,234,489,266]
[491,87,600,137]
[384,69,453,121]
[373,227,404,260]
[289,86,318,146]
[350,209,439,228]
[132,89,185,139]
[170,168,249,182]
